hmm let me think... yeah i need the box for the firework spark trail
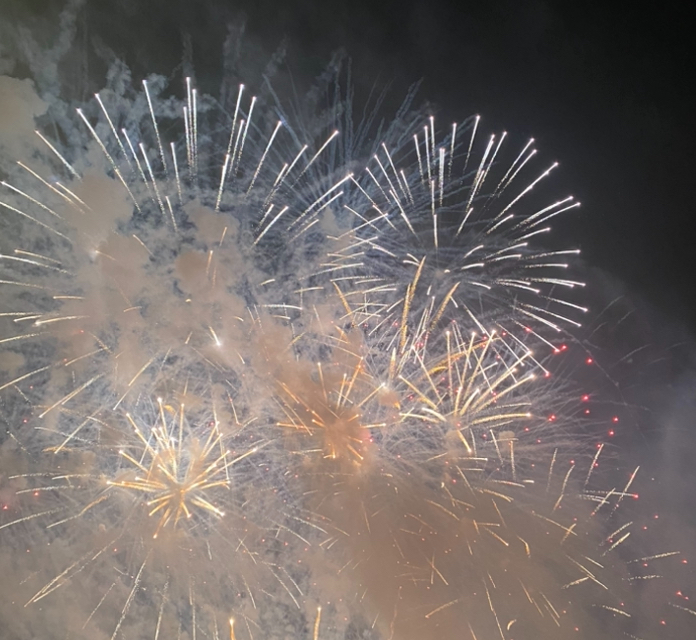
[0,32,691,640]
[0,397,283,638]
[323,117,588,368]
[0,73,409,533]
[0,61,412,638]
[328,264,589,471]
[289,411,659,640]
[254,299,685,639]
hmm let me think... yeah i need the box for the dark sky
[4,0,695,332]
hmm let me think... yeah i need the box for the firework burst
[281,322,684,640]
[0,397,282,639]
[323,115,587,361]
[0,24,692,640]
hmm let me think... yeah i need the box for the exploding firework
[0,22,692,640]
[325,115,587,361]
[264,306,683,639]
[0,397,284,639]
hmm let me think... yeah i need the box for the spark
[0,52,685,640]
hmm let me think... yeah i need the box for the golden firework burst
[108,399,258,539]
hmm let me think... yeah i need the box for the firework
[265,306,678,639]
[0,397,284,639]
[322,114,587,361]
[0,23,691,640]
[0,47,410,635]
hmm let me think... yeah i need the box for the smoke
[1,3,695,640]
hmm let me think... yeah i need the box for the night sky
[1,0,696,635]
